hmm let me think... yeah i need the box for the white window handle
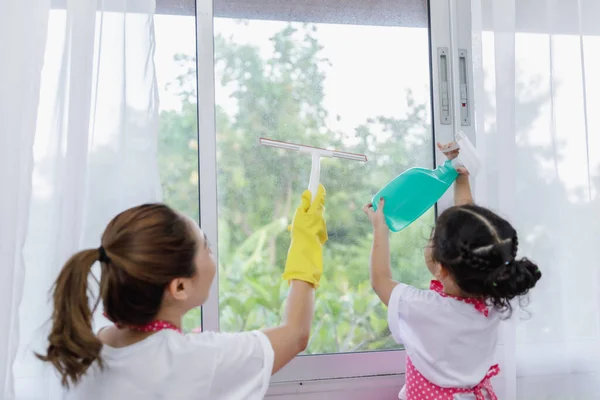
[459,49,470,126]
[438,47,451,125]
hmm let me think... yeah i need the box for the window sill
[266,374,404,399]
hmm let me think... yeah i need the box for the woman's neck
[153,308,183,330]
[98,325,155,348]
[99,312,183,348]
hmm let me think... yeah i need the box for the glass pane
[213,3,434,353]
[154,4,202,333]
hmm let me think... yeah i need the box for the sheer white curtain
[0,1,51,398]
[1,0,160,398]
[471,0,600,398]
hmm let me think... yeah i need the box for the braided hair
[431,204,541,314]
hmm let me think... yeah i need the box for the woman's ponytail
[37,249,103,387]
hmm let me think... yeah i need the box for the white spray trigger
[450,131,481,177]
[440,143,460,154]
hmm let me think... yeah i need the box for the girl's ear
[436,264,450,280]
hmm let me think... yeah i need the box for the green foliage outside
[158,23,435,353]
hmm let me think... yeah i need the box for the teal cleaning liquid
[372,160,459,232]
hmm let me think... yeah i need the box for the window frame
[194,0,459,384]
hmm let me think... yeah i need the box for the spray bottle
[372,131,480,232]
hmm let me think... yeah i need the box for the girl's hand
[437,142,468,176]
[363,198,387,230]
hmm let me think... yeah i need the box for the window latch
[437,47,451,125]
[459,49,470,126]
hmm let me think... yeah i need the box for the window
[156,0,451,383]
[212,15,435,354]
[154,2,202,332]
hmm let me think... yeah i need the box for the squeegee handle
[308,153,321,202]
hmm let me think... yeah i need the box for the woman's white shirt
[67,330,274,400]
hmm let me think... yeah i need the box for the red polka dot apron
[403,281,500,400]
[103,312,183,334]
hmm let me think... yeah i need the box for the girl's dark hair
[431,204,541,314]
[37,204,198,388]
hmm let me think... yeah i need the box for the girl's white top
[388,283,501,399]
[67,330,273,400]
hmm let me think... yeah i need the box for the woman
[38,185,327,399]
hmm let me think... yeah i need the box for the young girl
[38,186,328,399]
[363,144,541,400]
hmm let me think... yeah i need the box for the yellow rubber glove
[282,184,328,288]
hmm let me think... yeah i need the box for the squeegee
[259,138,368,200]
